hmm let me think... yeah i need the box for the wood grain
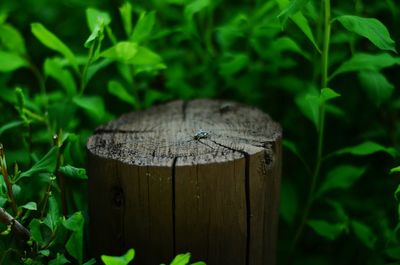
[87,99,282,265]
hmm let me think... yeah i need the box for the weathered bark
[87,99,282,265]
[0,207,30,241]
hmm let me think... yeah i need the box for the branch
[0,207,30,241]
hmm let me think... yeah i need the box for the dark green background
[0,0,400,264]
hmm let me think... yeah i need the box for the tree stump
[87,99,282,265]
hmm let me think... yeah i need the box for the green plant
[101,249,205,265]
[0,2,166,263]
[277,0,400,264]
[101,249,135,265]
[0,0,400,264]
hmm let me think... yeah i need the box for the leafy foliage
[0,0,399,264]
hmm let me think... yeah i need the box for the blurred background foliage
[0,0,400,264]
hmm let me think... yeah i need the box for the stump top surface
[87,99,281,166]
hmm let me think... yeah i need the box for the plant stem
[40,176,53,219]
[29,61,48,109]
[54,134,67,216]
[0,144,18,215]
[321,0,331,89]
[27,123,33,167]
[288,0,331,260]
[106,25,117,45]
[80,43,95,95]
[58,169,67,216]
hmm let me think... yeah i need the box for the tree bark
[87,99,282,265]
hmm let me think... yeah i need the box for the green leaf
[18,147,58,179]
[131,46,165,67]
[31,23,78,70]
[101,249,135,265]
[326,200,349,222]
[43,196,60,231]
[73,95,106,121]
[215,14,247,49]
[0,51,29,72]
[39,249,50,257]
[358,70,394,106]
[394,184,400,202]
[331,53,400,78]
[21,202,37,211]
[318,165,367,195]
[0,24,26,54]
[59,165,87,180]
[49,253,70,265]
[108,80,138,107]
[295,88,339,130]
[84,22,104,49]
[131,11,156,43]
[64,212,84,263]
[334,141,397,157]
[307,220,346,240]
[321,87,340,102]
[29,219,43,243]
[278,0,310,26]
[275,0,320,52]
[351,220,376,249]
[86,58,113,84]
[101,42,165,68]
[82,259,97,265]
[86,8,111,32]
[325,104,346,119]
[119,2,132,37]
[170,253,191,265]
[219,54,249,75]
[336,15,397,52]
[63,212,84,232]
[85,8,110,50]
[283,140,302,159]
[44,57,77,96]
[270,37,309,59]
[290,13,320,53]
[0,120,24,136]
[0,197,7,207]
[295,92,320,129]
[390,166,400,174]
[0,14,7,25]
[101,42,138,63]
[184,0,210,21]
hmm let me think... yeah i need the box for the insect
[219,103,233,114]
[193,129,209,141]
[154,129,214,150]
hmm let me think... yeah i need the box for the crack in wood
[94,129,155,134]
[208,139,251,265]
[171,156,178,256]
[114,162,126,253]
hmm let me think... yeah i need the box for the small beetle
[193,129,209,141]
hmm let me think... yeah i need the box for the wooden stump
[87,99,282,265]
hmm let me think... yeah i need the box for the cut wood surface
[87,99,282,265]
